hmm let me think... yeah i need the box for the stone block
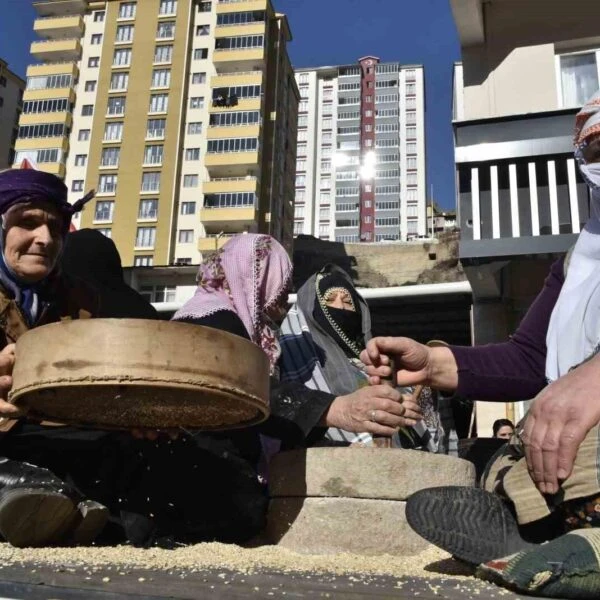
[266,497,429,556]
[269,447,475,501]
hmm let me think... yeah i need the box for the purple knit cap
[0,169,94,232]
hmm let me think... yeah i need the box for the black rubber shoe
[71,500,109,545]
[405,486,537,564]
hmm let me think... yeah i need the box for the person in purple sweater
[360,93,600,567]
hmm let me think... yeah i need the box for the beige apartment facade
[451,0,600,433]
[0,60,24,170]
[17,0,298,280]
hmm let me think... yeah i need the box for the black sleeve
[260,379,335,448]
[177,310,250,340]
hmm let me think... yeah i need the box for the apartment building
[0,59,24,170]
[451,0,600,430]
[17,0,298,273]
[293,58,426,243]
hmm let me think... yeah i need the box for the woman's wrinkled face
[495,425,514,440]
[324,288,355,312]
[3,202,64,283]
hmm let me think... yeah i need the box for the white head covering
[546,91,600,381]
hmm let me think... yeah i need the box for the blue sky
[0,0,461,209]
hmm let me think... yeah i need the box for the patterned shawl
[173,234,292,372]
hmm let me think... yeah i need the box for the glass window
[78,129,90,141]
[198,1,211,12]
[196,25,210,36]
[146,118,166,138]
[81,105,93,116]
[194,48,208,60]
[107,96,126,115]
[74,154,87,167]
[149,93,169,113]
[116,24,134,42]
[94,201,114,221]
[185,148,200,160]
[159,0,177,14]
[134,256,153,267]
[154,45,173,63]
[141,172,161,192]
[98,174,118,194]
[91,33,102,45]
[110,72,129,91]
[138,199,158,219]
[183,174,198,187]
[135,227,156,248]
[560,52,600,107]
[113,48,131,66]
[190,96,204,109]
[88,57,100,68]
[84,80,96,92]
[96,228,112,239]
[72,180,84,192]
[143,145,164,165]
[151,68,171,88]
[157,21,175,39]
[94,10,105,22]
[178,229,194,243]
[118,2,136,19]
[180,201,196,215]
[104,121,123,141]
[191,72,206,84]
[100,147,120,167]
[187,122,202,134]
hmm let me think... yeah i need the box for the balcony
[203,176,258,195]
[37,161,66,178]
[216,0,268,14]
[211,72,263,88]
[204,151,260,176]
[198,233,240,251]
[31,38,81,61]
[15,136,69,154]
[26,61,78,79]
[33,0,86,17]
[213,46,265,73]
[19,110,72,127]
[200,206,258,232]
[214,23,266,38]
[34,15,84,39]
[207,124,260,140]
[23,87,75,102]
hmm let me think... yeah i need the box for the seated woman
[279,263,443,449]
[174,241,421,450]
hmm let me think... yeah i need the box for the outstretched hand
[521,352,600,495]
[0,344,23,419]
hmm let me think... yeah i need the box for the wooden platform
[0,560,552,599]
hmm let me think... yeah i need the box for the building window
[141,172,161,192]
[88,57,100,68]
[72,180,84,192]
[185,148,200,160]
[118,2,136,19]
[78,129,90,141]
[187,122,202,134]
[84,80,96,92]
[100,147,120,167]
[198,1,211,12]
[94,201,114,222]
[149,93,169,113]
[81,105,93,116]
[296,159,306,172]
[159,0,177,14]
[194,48,208,60]
[294,205,305,219]
[191,72,206,84]
[93,10,105,22]
[116,24,134,42]
[196,25,210,36]
[143,145,164,165]
[98,174,118,194]
[96,228,112,239]
[135,227,156,249]
[215,35,263,51]
[110,72,129,91]
[180,201,196,215]
[74,154,87,167]
[560,51,600,107]
[151,68,171,88]
[104,121,123,141]
[26,73,72,91]
[189,96,204,109]
[178,229,194,243]
[141,285,175,303]
[147,118,166,138]
[134,256,153,267]
[154,44,173,64]
[183,174,198,187]
[113,48,131,66]
[156,21,175,39]
[138,198,158,220]
[293,221,303,235]
[91,33,102,45]
[107,96,126,115]
[217,11,265,25]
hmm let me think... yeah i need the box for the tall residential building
[17,0,298,268]
[293,58,426,243]
[451,0,600,430]
[0,59,24,170]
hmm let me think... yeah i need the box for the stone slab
[269,447,475,500]
[266,497,430,556]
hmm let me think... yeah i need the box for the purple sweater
[449,258,565,402]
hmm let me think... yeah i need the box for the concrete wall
[459,0,600,120]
